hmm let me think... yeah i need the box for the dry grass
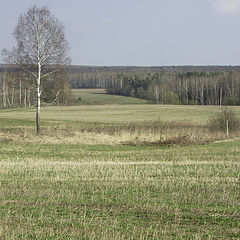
[1,119,239,147]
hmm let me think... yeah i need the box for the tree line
[107,71,240,105]
[65,70,240,105]
[0,70,73,109]
[2,69,240,107]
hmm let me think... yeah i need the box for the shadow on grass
[90,92,108,95]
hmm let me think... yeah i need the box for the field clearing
[1,104,240,124]
[0,100,240,239]
[0,88,147,109]
[72,88,148,105]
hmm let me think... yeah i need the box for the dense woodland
[67,66,240,105]
[1,64,240,108]
[106,71,240,105]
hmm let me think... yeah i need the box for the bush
[136,87,148,99]
[163,91,180,105]
[106,88,114,94]
[208,107,240,132]
[120,85,132,96]
[226,97,240,106]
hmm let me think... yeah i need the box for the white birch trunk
[28,88,31,107]
[220,88,222,106]
[2,73,6,108]
[11,84,15,107]
[24,88,27,109]
[36,62,41,133]
[19,75,22,107]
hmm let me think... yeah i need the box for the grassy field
[72,89,148,105]
[1,104,240,123]
[0,89,148,109]
[0,92,240,239]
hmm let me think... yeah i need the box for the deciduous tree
[13,5,71,133]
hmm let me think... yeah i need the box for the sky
[1,0,240,66]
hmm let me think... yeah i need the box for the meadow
[71,89,148,105]
[0,90,239,239]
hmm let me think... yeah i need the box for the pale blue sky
[1,0,240,66]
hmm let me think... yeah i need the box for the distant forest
[1,64,240,107]
[66,65,240,105]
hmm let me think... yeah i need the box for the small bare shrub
[208,107,240,133]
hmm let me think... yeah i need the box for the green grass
[1,104,240,124]
[0,140,239,239]
[72,89,148,105]
[0,101,240,239]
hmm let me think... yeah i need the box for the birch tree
[13,5,70,133]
